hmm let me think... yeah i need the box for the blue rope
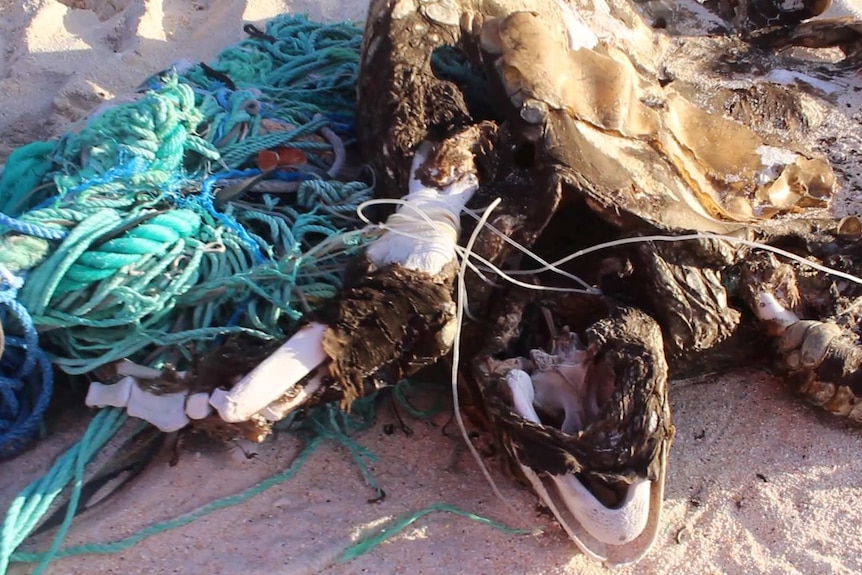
[0,269,54,459]
[0,213,68,241]
[197,171,269,264]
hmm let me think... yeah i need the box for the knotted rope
[0,270,53,459]
[0,14,370,454]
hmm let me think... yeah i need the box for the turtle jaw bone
[520,438,668,567]
[503,364,668,567]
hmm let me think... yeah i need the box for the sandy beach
[2,1,862,574]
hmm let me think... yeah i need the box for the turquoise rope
[2,394,348,570]
[0,142,56,217]
[2,379,382,569]
[0,408,127,574]
[2,384,530,572]
[8,436,322,565]
[338,504,537,562]
[0,15,370,391]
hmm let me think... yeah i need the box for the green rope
[1,379,379,569]
[216,117,329,168]
[0,235,50,273]
[51,79,218,198]
[8,435,323,565]
[2,383,530,571]
[339,504,537,562]
[0,15,370,377]
[393,380,446,420]
[0,141,55,217]
[304,403,385,499]
[0,408,128,574]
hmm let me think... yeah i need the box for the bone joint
[365,143,480,275]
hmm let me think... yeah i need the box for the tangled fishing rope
[0,15,371,457]
[0,15,531,575]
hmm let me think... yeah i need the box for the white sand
[2,1,862,574]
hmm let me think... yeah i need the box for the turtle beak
[504,367,669,567]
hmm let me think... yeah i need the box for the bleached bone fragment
[553,470,651,545]
[257,370,327,422]
[532,368,589,434]
[365,143,479,275]
[755,292,800,331]
[115,359,164,380]
[505,368,654,547]
[126,383,190,432]
[185,392,213,420]
[212,142,478,425]
[505,369,542,422]
[85,376,135,408]
[209,322,328,423]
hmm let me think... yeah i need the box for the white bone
[505,369,542,422]
[126,383,190,432]
[505,368,652,545]
[553,471,651,544]
[185,392,213,420]
[532,368,589,435]
[257,370,327,422]
[209,322,328,423]
[755,292,800,331]
[85,376,135,408]
[365,144,479,275]
[211,143,479,425]
[115,359,163,380]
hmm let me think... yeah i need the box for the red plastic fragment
[276,147,307,166]
[257,150,280,171]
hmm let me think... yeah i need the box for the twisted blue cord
[0,213,68,241]
[0,277,54,459]
[197,171,268,264]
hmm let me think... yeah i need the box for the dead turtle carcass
[349,0,862,565]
